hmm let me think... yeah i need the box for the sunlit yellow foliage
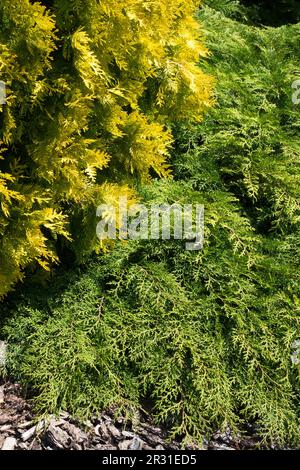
[0,0,213,297]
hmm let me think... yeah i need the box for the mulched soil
[0,380,279,451]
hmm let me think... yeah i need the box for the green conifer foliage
[197,6,300,233]
[2,1,300,447]
[0,0,213,298]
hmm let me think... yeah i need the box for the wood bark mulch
[0,381,281,451]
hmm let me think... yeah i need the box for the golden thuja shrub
[0,0,213,297]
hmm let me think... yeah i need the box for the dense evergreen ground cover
[1,1,300,447]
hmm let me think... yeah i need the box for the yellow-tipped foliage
[0,0,213,297]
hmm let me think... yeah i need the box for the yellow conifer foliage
[0,0,213,297]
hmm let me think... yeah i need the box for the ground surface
[0,380,282,451]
